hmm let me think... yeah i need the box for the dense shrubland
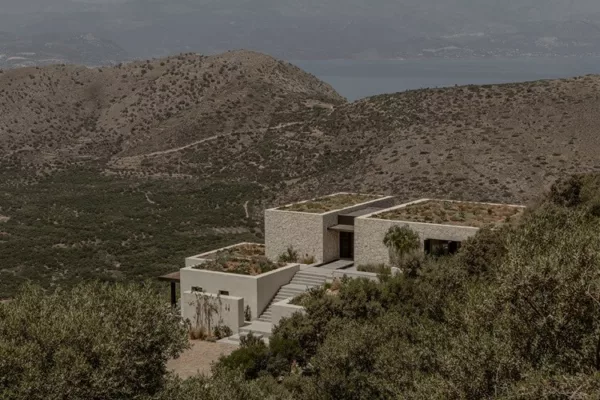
[3,174,600,399]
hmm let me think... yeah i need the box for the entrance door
[339,232,354,259]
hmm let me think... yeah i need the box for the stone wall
[264,210,324,263]
[354,216,479,266]
[265,195,396,263]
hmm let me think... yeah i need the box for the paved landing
[319,259,354,270]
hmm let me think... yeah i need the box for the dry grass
[279,193,381,213]
[167,340,237,379]
[193,243,284,275]
[375,200,523,227]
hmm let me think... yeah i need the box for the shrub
[299,254,316,264]
[278,246,299,263]
[383,225,421,267]
[214,324,233,340]
[216,333,269,379]
[356,263,391,274]
[0,282,188,399]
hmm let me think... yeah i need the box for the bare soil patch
[167,340,237,379]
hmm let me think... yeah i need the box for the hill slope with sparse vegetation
[1,50,600,296]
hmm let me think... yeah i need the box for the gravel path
[167,340,238,378]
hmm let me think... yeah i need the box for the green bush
[0,282,188,399]
[356,263,390,274]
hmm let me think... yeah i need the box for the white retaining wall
[182,291,244,333]
[271,298,307,327]
[179,263,300,320]
[265,194,395,263]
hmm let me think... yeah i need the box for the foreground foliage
[4,173,600,399]
[0,282,188,400]
[213,174,600,399]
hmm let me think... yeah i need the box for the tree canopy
[4,173,600,399]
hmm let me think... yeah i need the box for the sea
[291,57,600,101]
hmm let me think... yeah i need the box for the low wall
[256,265,300,318]
[331,269,379,282]
[271,298,306,327]
[181,291,244,333]
[179,263,299,320]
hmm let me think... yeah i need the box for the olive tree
[383,225,421,268]
[0,282,189,400]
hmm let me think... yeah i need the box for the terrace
[373,200,523,228]
[190,243,284,276]
[278,193,383,213]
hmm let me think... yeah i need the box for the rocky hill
[1,50,599,296]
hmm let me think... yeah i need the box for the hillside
[1,50,600,296]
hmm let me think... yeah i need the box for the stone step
[292,274,325,280]
[278,290,305,296]
[289,279,322,286]
[295,272,329,277]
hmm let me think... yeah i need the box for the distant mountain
[0,32,128,69]
[1,50,599,203]
[2,50,600,296]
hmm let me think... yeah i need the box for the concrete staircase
[257,270,328,323]
[217,268,335,345]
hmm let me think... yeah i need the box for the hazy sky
[3,0,600,60]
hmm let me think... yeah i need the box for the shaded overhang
[157,271,180,282]
[328,224,355,233]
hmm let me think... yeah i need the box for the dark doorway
[340,232,354,259]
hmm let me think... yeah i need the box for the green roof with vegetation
[374,200,523,228]
[278,193,381,213]
[192,243,284,275]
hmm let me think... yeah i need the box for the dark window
[219,290,230,296]
[191,286,203,292]
[424,239,461,256]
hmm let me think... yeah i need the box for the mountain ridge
[1,50,600,295]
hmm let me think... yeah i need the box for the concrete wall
[182,291,244,333]
[256,265,300,319]
[271,298,306,327]
[354,203,480,266]
[179,263,300,320]
[265,195,395,263]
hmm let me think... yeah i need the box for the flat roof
[276,193,385,214]
[372,199,524,228]
[340,207,385,218]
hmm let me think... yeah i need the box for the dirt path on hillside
[167,340,237,378]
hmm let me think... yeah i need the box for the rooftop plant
[375,200,523,228]
[192,243,284,275]
[278,193,381,213]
